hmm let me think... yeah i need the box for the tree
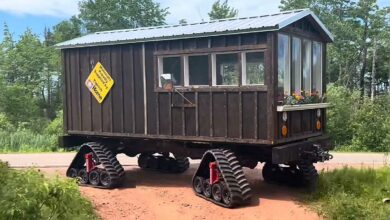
[208,0,238,20]
[280,0,390,97]
[179,19,188,25]
[78,0,169,32]
[52,16,83,44]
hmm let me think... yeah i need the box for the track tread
[192,149,252,208]
[66,142,125,188]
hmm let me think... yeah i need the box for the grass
[0,161,97,220]
[305,167,390,220]
[0,130,59,153]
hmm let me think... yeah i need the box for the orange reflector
[281,125,288,137]
[316,120,321,130]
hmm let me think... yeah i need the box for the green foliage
[327,85,390,152]
[52,16,83,43]
[0,130,58,153]
[326,85,360,146]
[0,113,13,131]
[0,161,97,220]
[351,96,390,152]
[208,0,238,20]
[79,0,169,32]
[44,111,64,136]
[306,167,390,220]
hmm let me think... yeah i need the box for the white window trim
[211,54,216,86]
[292,37,302,94]
[157,55,182,88]
[241,51,266,86]
[302,39,312,93]
[183,55,189,86]
[214,52,240,86]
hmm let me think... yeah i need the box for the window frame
[158,55,183,87]
[184,53,211,87]
[213,52,241,86]
[241,50,266,86]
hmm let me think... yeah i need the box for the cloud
[158,0,282,24]
[0,0,79,18]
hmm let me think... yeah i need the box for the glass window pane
[216,53,239,85]
[313,42,322,95]
[278,34,290,99]
[189,55,209,85]
[302,39,312,93]
[162,57,181,86]
[245,52,264,85]
[291,37,301,94]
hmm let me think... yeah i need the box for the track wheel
[67,168,78,178]
[89,169,100,186]
[262,163,280,183]
[298,162,319,192]
[203,179,212,198]
[148,156,159,170]
[212,183,222,202]
[100,170,112,187]
[193,177,204,194]
[78,168,88,184]
[221,182,232,205]
[159,157,172,171]
[138,154,151,169]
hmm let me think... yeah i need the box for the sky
[0,0,389,41]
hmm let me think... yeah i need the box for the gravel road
[0,152,388,220]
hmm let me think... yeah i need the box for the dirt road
[0,152,388,220]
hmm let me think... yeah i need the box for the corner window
[302,39,312,93]
[216,53,239,85]
[188,55,209,85]
[242,52,264,85]
[291,37,301,94]
[313,42,322,95]
[278,34,290,98]
[159,56,181,86]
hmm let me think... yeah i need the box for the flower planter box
[277,103,330,112]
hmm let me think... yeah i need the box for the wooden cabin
[57,9,333,149]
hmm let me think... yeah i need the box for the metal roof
[56,9,333,49]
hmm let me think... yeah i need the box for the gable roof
[56,9,333,49]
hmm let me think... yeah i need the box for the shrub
[0,161,97,220]
[351,96,390,152]
[0,130,58,152]
[326,84,360,146]
[306,167,390,220]
[45,111,63,136]
[0,113,14,131]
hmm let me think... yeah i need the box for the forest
[0,0,389,152]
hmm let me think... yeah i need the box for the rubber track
[67,142,125,189]
[139,154,190,173]
[193,149,252,208]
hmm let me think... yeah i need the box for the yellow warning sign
[85,62,114,104]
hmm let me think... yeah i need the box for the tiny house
[57,9,333,208]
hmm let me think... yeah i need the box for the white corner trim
[277,103,330,112]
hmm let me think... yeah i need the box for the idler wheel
[193,176,204,194]
[78,168,89,184]
[212,183,222,202]
[89,169,100,186]
[67,168,78,178]
[221,182,232,205]
[203,179,212,198]
[100,170,112,187]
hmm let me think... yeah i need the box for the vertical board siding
[158,93,170,135]
[133,44,145,134]
[100,46,113,132]
[122,45,134,133]
[212,93,226,137]
[242,92,255,139]
[89,47,103,132]
[227,93,239,138]
[70,49,80,131]
[198,93,211,137]
[111,46,124,133]
[65,51,72,131]
[145,43,157,134]
[79,48,92,131]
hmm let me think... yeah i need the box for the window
[216,53,239,85]
[188,55,209,85]
[243,52,264,85]
[278,34,290,98]
[313,42,322,95]
[159,56,181,86]
[291,37,301,94]
[302,39,312,93]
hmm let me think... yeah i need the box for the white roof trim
[56,9,333,49]
[278,10,334,41]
